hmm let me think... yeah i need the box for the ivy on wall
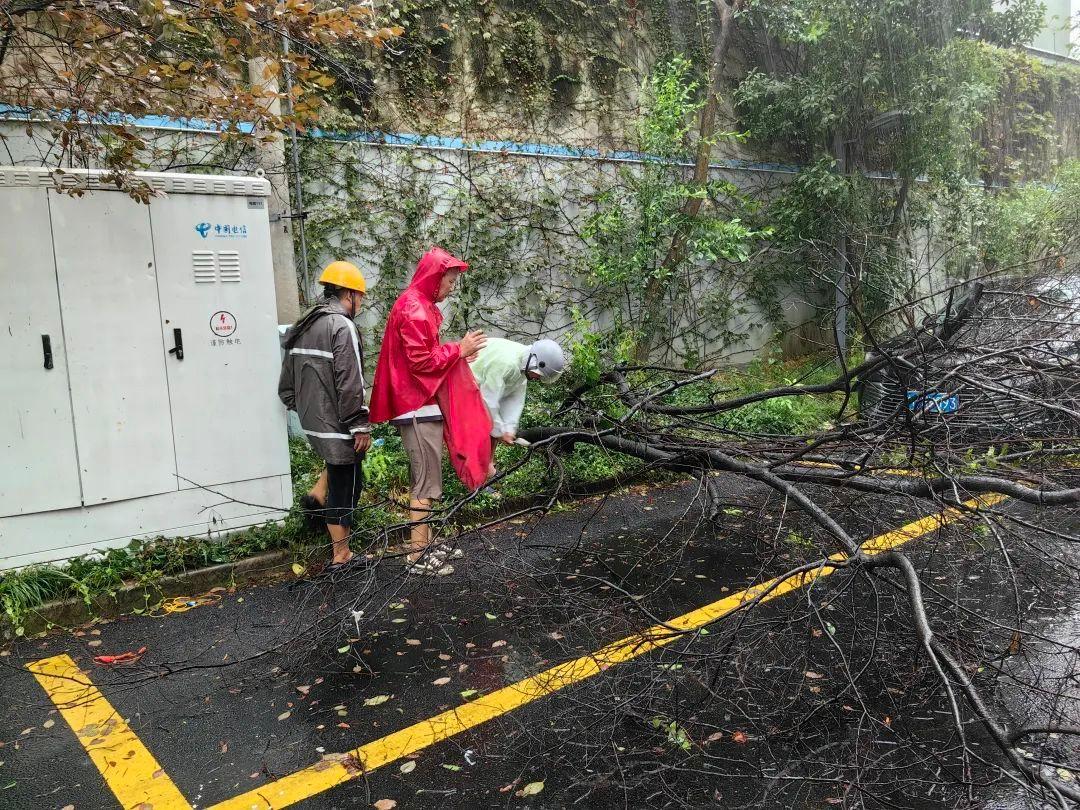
[298,54,780,366]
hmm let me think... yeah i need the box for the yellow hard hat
[319,261,366,293]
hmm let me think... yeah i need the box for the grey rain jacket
[278,296,370,465]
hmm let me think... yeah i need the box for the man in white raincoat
[470,338,566,473]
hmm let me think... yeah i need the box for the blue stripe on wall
[5,104,997,185]
[0,104,808,175]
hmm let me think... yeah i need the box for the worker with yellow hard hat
[319,260,367,294]
[278,260,370,572]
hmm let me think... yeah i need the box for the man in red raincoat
[369,247,491,575]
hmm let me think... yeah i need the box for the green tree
[584,55,767,363]
[734,0,1045,339]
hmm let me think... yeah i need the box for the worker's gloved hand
[501,432,516,445]
[353,433,372,454]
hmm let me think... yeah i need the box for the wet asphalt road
[0,479,1069,809]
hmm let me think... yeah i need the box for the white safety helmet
[524,339,566,381]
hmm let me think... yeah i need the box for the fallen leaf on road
[732,731,748,744]
[87,641,102,647]
[42,720,55,729]
[337,722,350,729]
[804,671,824,680]
[441,763,461,771]
[460,689,478,699]
[519,781,545,796]
[432,677,451,686]
[548,631,564,640]
[364,695,390,706]
[438,653,451,661]
[61,806,74,810]
[405,639,421,646]
[296,685,311,695]
[337,646,350,654]
[484,613,498,620]
[277,711,291,721]
[499,780,519,793]
[373,800,397,810]
[399,761,416,774]
[705,732,723,743]
[291,563,306,577]
[491,640,507,648]
[1008,630,1022,656]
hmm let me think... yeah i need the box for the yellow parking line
[27,654,190,810]
[209,493,1005,810]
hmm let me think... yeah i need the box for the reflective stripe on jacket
[278,296,369,466]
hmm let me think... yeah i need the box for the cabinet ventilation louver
[192,251,241,283]
[193,251,216,283]
[218,251,241,282]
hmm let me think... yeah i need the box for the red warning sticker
[210,311,237,337]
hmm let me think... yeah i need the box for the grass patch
[664,352,850,434]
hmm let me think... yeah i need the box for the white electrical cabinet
[0,168,291,568]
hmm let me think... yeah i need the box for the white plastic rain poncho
[469,337,530,438]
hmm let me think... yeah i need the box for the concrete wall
[1,119,825,363]
[1030,0,1078,57]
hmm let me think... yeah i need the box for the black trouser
[324,459,364,527]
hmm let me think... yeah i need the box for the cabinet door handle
[168,327,184,360]
[41,334,54,370]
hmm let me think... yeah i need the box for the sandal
[407,554,454,576]
[323,556,359,575]
[433,544,465,561]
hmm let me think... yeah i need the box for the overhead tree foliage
[0,0,401,193]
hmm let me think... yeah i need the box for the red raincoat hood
[407,246,469,303]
